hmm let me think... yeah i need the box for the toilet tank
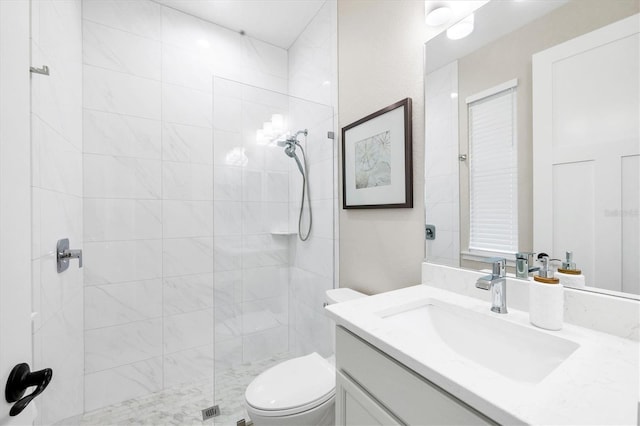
[325,288,366,357]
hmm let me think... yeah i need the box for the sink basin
[379,299,579,383]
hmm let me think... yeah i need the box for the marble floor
[79,353,291,426]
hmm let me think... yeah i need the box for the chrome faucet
[515,252,540,279]
[475,258,508,314]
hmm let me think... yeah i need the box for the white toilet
[244,288,366,426]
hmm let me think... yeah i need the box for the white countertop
[326,284,639,425]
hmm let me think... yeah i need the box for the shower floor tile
[78,353,291,426]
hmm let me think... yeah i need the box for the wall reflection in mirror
[424,0,639,298]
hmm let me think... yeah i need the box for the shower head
[284,143,297,159]
[275,129,307,147]
[275,129,308,174]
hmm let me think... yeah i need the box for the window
[467,80,518,255]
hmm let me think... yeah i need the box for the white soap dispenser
[529,255,563,331]
[556,251,586,288]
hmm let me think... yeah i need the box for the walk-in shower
[277,129,312,241]
[26,0,336,419]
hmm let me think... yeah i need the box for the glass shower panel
[287,97,337,360]
[79,2,217,421]
[212,77,334,424]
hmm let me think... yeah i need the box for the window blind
[468,85,518,254]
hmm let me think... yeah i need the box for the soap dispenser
[556,251,586,288]
[529,256,563,330]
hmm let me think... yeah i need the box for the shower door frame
[0,0,35,424]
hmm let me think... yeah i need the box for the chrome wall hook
[30,65,49,76]
[56,238,82,273]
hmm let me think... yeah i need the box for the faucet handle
[516,251,534,261]
[482,257,506,278]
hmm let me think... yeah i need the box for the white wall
[338,0,426,295]
[30,0,84,424]
[287,0,339,357]
[81,0,288,412]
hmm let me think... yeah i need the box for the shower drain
[201,405,220,420]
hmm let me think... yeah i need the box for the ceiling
[155,0,326,49]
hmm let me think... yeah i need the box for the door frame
[0,0,34,424]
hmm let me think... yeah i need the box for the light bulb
[447,13,475,40]
[425,6,452,27]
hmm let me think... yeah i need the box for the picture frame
[341,98,413,209]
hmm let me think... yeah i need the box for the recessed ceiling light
[425,6,453,27]
[446,13,475,40]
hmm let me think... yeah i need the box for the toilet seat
[245,352,335,417]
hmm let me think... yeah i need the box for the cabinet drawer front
[336,326,495,426]
[336,371,403,426]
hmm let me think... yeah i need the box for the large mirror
[424,0,639,298]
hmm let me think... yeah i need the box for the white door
[533,14,640,293]
[0,1,35,424]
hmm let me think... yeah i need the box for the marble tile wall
[82,1,164,411]
[424,61,460,267]
[287,0,339,358]
[30,0,84,424]
[82,0,288,412]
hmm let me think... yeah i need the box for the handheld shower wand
[279,130,312,241]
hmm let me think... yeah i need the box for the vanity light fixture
[425,5,453,27]
[447,13,475,40]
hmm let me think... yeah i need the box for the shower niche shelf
[270,231,297,236]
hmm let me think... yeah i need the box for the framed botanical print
[341,98,413,209]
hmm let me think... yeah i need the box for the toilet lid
[245,352,335,413]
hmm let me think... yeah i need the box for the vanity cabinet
[335,326,496,426]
